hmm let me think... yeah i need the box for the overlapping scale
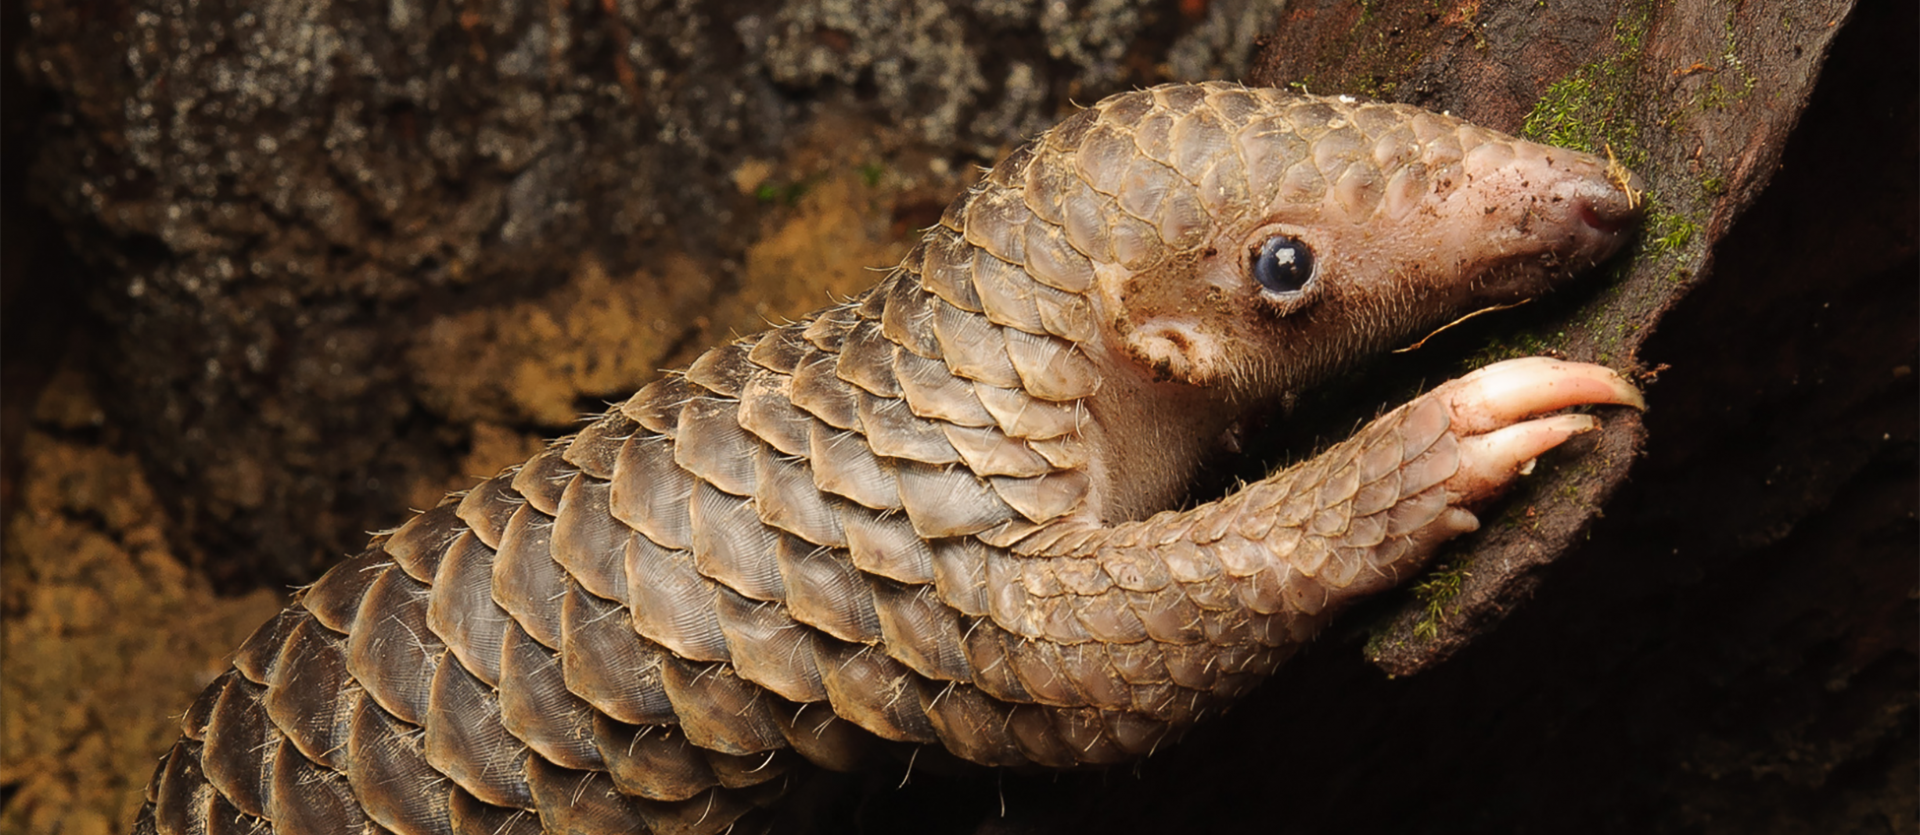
[493,504,566,648]
[263,616,357,770]
[423,658,534,809]
[561,411,636,480]
[455,475,522,550]
[559,583,677,726]
[265,736,372,835]
[712,590,828,703]
[610,432,695,551]
[497,621,603,771]
[348,567,444,725]
[773,535,883,644]
[659,658,787,756]
[300,548,387,632]
[509,444,574,516]
[345,696,455,835]
[623,533,730,664]
[549,475,628,601]
[753,448,848,547]
[813,639,938,744]
[426,532,511,686]
[381,503,465,584]
[197,672,272,818]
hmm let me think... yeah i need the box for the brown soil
[1,365,283,833]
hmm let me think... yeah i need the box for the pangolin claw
[1435,358,1646,506]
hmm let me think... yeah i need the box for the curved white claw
[1430,357,1644,505]
[1442,356,1646,435]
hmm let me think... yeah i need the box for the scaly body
[136,82,1644,834]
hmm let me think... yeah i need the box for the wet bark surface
[2,0,1913,831]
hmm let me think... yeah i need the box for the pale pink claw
[1451,413,1600,502]
[1441,357,1646,435]
[1431,358,1644,505]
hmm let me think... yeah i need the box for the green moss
[755,170,832,205]
[1554,462,1595,501]
[1520,1,1654,168]
[1467,329,1563,369]
[1356,0,1380,26]
[857,161,886,188]
[1334,3,1437,100]
[754,181,807,205]
[1290,0,1466,101]
[1643,204,1699,256]
[1666,11,1757,120]
[1708,14,1758,107]
[1698,76,1750,111]
[1362,623,1399,659]
[1411,560,1472,642]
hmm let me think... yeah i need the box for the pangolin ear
[1122,320,1228,386]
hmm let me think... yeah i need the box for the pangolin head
[1004,81,1645,401]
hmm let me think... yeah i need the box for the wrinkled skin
[134,83,1643,835]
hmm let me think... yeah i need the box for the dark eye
[1252,235,1315,295]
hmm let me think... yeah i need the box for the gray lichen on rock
[747,0,1286,148]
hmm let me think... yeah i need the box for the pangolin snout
[1521,148,1646,269]
[1575,167,1646,234]
[1442,139,1645,277]
[1562,166,1646,272]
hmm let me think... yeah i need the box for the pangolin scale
[135,82,1644,834]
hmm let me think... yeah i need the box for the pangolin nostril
[1576,166,1650,234]
[1577,192,1644,234]
[1578,201,1627,233]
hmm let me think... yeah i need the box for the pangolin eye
[1252,235,1315,295]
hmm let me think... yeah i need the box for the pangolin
[134,81,1646,835]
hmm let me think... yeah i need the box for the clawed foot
[1429,356,1645,508]
[1228,356,1646,606]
